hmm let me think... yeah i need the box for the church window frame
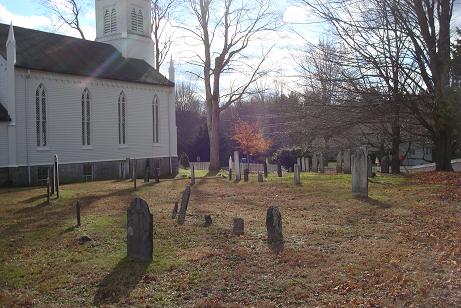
[110,8,117,32]
[153,95,159,144]
[35,83,47,147]
[104,9,110,34]
[81,88,91,146]
[131,8,138,31]
[118,91,127,145]
[137,9,144,33]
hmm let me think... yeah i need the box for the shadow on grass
[361,197,392,209]
[93,257,150,305]
[14,199,50,214]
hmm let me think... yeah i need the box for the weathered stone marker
[76,201,81,227]
[343,149,351,174]
[127,198,153,261]
[336,152,343,173]
[177,186,191,225]
[243,168,249,182]
[312,154,318,172]
[54,155,60,199]
[352,147,368,198]
[319,153,325,173]
[204,215,212,227]
[234,151,241,181]
[294,164,301,185]
[277,163,282,177]
[266,206,283,244]
[233,218,244,235]
[191,165,196,186]
[258,172,264,183]
[297,157,301,171]
[305,157,310,172]
[171,202,178,219]
[263,161,268,178]
[228,156,233,181]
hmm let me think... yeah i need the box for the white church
[0,0,178,186]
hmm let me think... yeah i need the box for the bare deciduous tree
[151,0,175,71]
[181,0,277,172]
[40,0,88,39]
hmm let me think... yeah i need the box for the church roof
[0,103,11,122]
[0,23,174,87]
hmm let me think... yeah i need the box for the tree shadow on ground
[93,257,150,305]
[361,197,392,209]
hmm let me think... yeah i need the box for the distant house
[400,143,433,166]
[0,0,178,186]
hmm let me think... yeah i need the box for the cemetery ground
[0,171,460,307]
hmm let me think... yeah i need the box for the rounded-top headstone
[127,198,153,261]
[233,218,244,235]
[266,206,283,243]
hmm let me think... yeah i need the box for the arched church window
[81,88,91,146]
[104,9,110,34]
[35,83,47,147]
[131,8,138,31]
[153,95,159,143]
[137,10,144,33]
[110,8,117,32]
[118,91,127,145]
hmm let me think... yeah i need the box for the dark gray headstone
[233,218,244,235]
[294,164,301,185]
[258,172,264,183]
[312,154,318,172]
[177,186,191,225]
[336,152,343,173]
[127,198,153,261]
[352,147,368,198]
[171,202,178,219]
[277,163,282,177]
[263,162,268,178]
[204,215,212,227]
[266,206,283,244]
[343,149,351,174]
[76,201,81,227]
[243,168,249,182]
[319,153,325,173]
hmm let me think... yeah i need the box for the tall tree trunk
[391,98,401,173]
[208,105,221,173]
[434,129,453,171]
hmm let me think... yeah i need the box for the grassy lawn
[0,171,460,307]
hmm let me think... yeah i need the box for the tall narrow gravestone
[336,152,343,173]
[305,157,310,172]
[297,157,301,171]
[234,151,241,181]
[263,161,268,178]
[277,163,282,177]
[294,164,301,185]
[343,149,351,174]
[191,165,196,186]
[177,186,191,225]
[319,153,325,173]
[127,198,153,261]
[228,156,233,180]
[266,206,283,244]
[352,147,368,198]
[312,154,318,172]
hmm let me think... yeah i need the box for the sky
[0,0,460,99]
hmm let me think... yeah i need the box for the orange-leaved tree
[232,120,271,167]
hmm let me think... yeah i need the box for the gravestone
[233,218,244,235]
[229,168,232,181]
[171,202,178,219]
[319,153,325,173]
[204,215,212,227]
[243,168,249,182]
[191,165,196,186]
[343,149,351,174]
[234,151,241,181]
[277,163,282,177]
[228,156,233,180]
[312,154,318,172]
[54,155,60,199]
[297,157,301,171]
[258,172,264,183]
[127,198,153,261]
[177,186,191,225]
[305,157,310,172]
[352,147,368,198]
[76,201,81,227]
[266,206,283,243]
[381,156,390,173]
[336,152,343,173]
[144,161,150,183]
[263,162,268,178]
[294,164,301,185]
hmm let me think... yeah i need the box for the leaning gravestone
[343,149,351,174]
[352,147,368,198]
[319,153,325,173]
[177,186,191,225]
[294,164,301,185]
[233,218,244,235]
[234,151,241,181]
[336,152,343,173]
[171,202,178,219]
[127,198,153,261]
[266,206,283,244]
[277,163,283,177]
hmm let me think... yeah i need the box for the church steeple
[95,0,155,66]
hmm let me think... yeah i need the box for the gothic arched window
[137,10,144,33]
[81,88,90,146]
[131,8,138,31]
[104,9,110,34]
[118,91,127,145]
[153,95,159,143]
[35,83,47,147]
[110,8,117,32]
